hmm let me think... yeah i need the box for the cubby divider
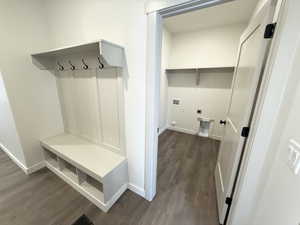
[60,158,77,182]
[77,168,87,185]
[57,157,65,171]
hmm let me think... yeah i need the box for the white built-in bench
[41,133,128,212]
[31,40,128,212]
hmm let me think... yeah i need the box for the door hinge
[225,197,232,206]
[241,127,250,138]
[264,23,277,39]
[157,128,160,133]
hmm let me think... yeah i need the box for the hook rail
[55,57,108,71]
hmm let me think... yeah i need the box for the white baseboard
[128,183,146,198]
[167,126,197,135]
[26,161,46,174]
[0,143,45,175]
[158,125,168,135]
[211,135,222,141]
[0,143,28,174]
[167,126,222,141]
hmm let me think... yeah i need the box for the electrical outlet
[173,99,180,105]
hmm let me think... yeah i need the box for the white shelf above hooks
[31,40,124,70]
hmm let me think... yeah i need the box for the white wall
[159,28,172,132]
[0,72,25,165]
[42,0,148,192]
[163,24,245,138]
[0,0,64,168]
[252,2,300,222]
[169,24,246,68]
[253,42,300,224]
[167,69,233,138]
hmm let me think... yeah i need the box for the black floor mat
[72,215,94,225]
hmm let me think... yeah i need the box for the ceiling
[163,0,259,33]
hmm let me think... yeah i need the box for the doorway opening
[146,0,278,224]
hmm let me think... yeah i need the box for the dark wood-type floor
[0,130,220,225]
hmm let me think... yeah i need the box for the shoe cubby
[43,148,58,168]
[79,171,104,201]
[57,158,77,182]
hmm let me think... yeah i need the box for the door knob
[220,120,226,125]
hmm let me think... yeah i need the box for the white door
[215,2,276,224]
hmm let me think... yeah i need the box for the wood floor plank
[0,130,220,225]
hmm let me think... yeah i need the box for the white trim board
[146,0,234,15]
[211,135,222,141]
[158,125,168,135]
[0,143,27,173]
[167,126,222,141]
[0,143,45,175]
[128,183,146,198]
[167,126,197,135]
[26,161,46,174]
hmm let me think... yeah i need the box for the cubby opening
[86,175,103,192]
[58,158,77,182]
[81,173,104,201]
[43,149,58,168]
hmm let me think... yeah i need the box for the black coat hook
[68,60,75,70]
[57,61,64,71]
[97,56,104,70]
[82,58,88,70]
